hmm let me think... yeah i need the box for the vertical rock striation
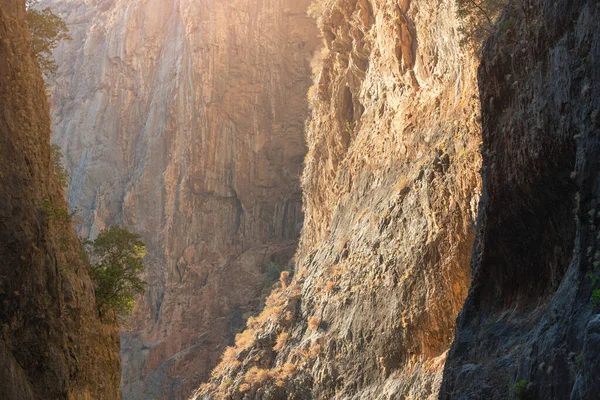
[45,0,318,398]
[0,1,121,399]
[442,0,600,398]
[200,0,482,398]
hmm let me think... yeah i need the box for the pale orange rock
[200,0,482,398]
[45,0,318,398]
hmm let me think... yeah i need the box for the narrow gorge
[0,1,120,398]
[43,0,318,398]
[1,0,599,398]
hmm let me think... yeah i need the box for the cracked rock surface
[442,0,600,398]
[45,0,318,398]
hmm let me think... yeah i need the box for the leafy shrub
[266,261,283,283]
[589,273,600,311]
[513,379,531,400]
[26,0,72,77]
[85,226,147,319]
[456,0,507,52]
[592,289,600,311]
[50,144,68,188]
[41,199,72,223]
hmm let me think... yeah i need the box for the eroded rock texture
[44,0,318,398]
[0,1,120,399]
[442,0,600,399]
[199,0,482,398]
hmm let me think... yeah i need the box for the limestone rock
[199,0,482,398]
[0,1,120,398]
[44,0,318,398]
[441,0,600,398]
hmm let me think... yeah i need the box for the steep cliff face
[200,0,482,398]
[442,0,600,398]
[45,0,318,398]
[0,1,120,399]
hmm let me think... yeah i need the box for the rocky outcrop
[199,0,482,398]
[44,0,318,398]
[441,0,600,398]
[0,1,120,399]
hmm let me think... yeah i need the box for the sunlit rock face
[200,0,482,398]
[45,0,318,398]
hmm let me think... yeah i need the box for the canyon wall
[0,1,120,399]
[199,0,482,398]
[45,0,318,398]
[442,0,600,398]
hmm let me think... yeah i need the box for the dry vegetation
[280,270,291,287]
[306,0,327,21]
[198,259,339,398]
[273,332,290,351]
[244,367,271,385]
[308,316,321,331]
[201,275,316,397]
[456,0,508,52]
[325,280,336,292]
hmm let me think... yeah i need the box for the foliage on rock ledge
[85,226,147,320]
[456,0,507,52]
[193,271,324,399]
[26,0,71,77]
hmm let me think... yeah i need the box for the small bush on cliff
[41,199,72,223]
[456,0,506,52]
[589,274,600,311]
[591,289,600,311]
[280,270,291,287]
[266,261,283,283]
[26,0,71,77]
[85,226,147,319]
[512,379,532,399]
[273,331,290,351]
[50,144,68,188]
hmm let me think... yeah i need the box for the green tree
[86,227,147,319]
[51,143,68,188]
[26,0,71,77]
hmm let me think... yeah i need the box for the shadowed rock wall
[442,0,600,398]
[0,1,120,398]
